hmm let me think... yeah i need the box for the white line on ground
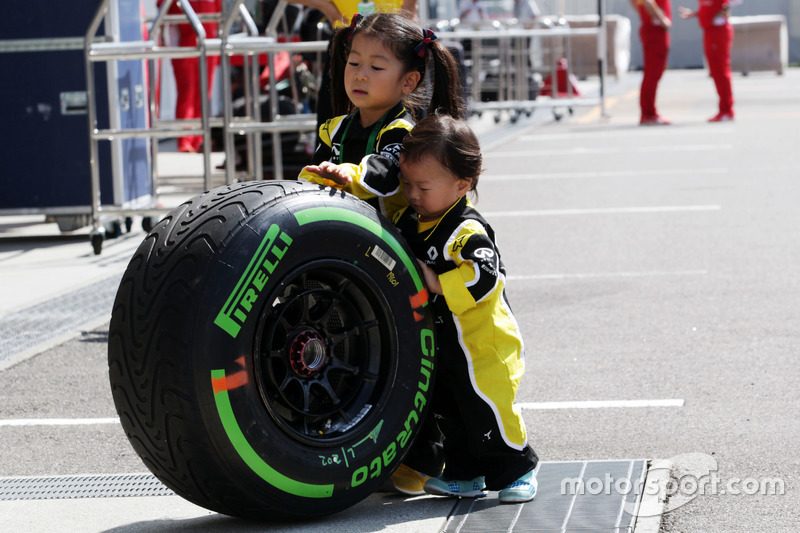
[561,461,588,531]
[0,417,120,427]
[517,129,734,141]
[508,270,707,281]
[484,205,722,217]
[487,144,733,157]
[483,168,728,181]
[518,399,685,410]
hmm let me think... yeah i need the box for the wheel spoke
[335,277,353,295]
[301,381,312,412]
[278,374,294,392]
[315,379,341,406]
[312,296,336,325]
[327,357,359,375]
[328,319,379,346]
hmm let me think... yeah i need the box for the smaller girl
[299,13,463,220]
[394,114,539,503]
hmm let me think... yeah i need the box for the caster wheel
[91,233,103,255]
[108,220,123,239]
[125,217,133,233]
[142,216,153,233]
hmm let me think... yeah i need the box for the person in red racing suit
[680,0,734,122]
[159,0,221,152]
[632,0,672,125]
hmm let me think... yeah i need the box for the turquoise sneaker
[498,470,537,504]
[424,476,487,498]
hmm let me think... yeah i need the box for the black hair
[402,114,482,192]
[329,13,464,119]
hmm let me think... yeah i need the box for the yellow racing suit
[394,196,538,489]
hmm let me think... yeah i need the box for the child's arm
[436,221,502,316]
[346,122,409,200]
[300,119,410,214]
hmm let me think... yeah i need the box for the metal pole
[221,0,246,184]
[240,5,263,180]
[597,0,607,117]
[84,0,110,238]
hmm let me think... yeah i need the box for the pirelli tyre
[108,181,435,519]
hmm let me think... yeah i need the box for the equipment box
[0,0,150,219]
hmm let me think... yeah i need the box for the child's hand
[417,260,442,295]
[678,6,694,19]
[302,161,353,187]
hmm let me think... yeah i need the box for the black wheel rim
[253,260,398,446]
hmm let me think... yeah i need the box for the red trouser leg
[703,25,734,116]
[172,55,200,152]
[173,17,219,151]
[639,27,670,120]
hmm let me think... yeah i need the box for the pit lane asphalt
[1,68,799,532]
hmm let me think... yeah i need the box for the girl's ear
[400,71,422,96]
[457,178,472,195]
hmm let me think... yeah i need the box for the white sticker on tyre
[370,246,396,272]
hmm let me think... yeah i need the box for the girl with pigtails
[299,13,463,220]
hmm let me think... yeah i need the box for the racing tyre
[109,180,435,519]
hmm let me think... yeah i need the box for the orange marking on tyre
[212,357,249,394]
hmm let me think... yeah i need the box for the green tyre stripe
[211,369,334,498]
[294,207,423,291]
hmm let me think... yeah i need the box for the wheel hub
[288,329,328,377]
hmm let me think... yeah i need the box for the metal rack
[436,0,608,122]
[83,0,327,253]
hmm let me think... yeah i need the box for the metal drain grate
[0,473,173,500]
[445,459,647,532]
[0,274,121,366]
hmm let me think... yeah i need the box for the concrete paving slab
[0,492,456,533]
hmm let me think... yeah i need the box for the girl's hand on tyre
[302,161,354,187]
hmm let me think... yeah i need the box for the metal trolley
[434,0,608,123]
[83,0,327,253]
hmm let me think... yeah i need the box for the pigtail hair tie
[346,14,364,41]
[414,28,438,58]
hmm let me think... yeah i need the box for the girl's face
[345,34,421,126]
[400,153,472,222]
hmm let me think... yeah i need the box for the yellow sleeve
[438,220,501,316]
[439,264,479,315]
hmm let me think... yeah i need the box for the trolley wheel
[553,110,563,121]
[510,111,519,124]
[91,233,103,256]
[125,217,133,233]
[493,114,502,124]
[107,220,123,240]
[568,107,574,116]
[142,216,153,233]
